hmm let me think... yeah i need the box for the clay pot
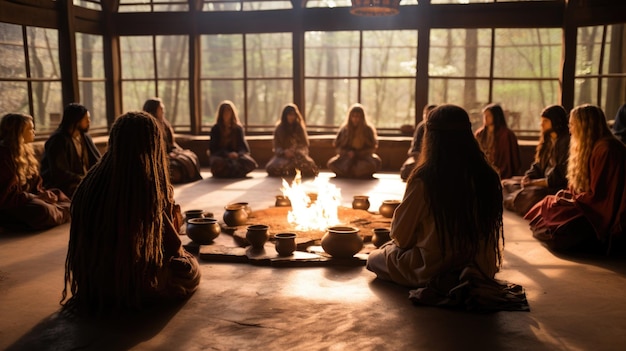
[372,227,391,248]
[321,226,363,258]
[379,200,401,218]
[274,232,297,256]
[230,202,252,216]
[246,224,270,249]
[186,218,221,244]
[184,209,204,223]
[275,195,291,207]
[352,195,370,211]
[223,204,248,227]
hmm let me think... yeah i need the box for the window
[429,28,561,135]
[76,33,107,131]
[304,30,417,133]
[0,23,62,134]
[575,24,626,120]
[120,35,190,130]
[200,33,292,132]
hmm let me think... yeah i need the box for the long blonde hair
[567,104,613,193]
[0,113,39,187]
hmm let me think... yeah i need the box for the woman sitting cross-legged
[266,103,319,178]
[62,111,200,317]
[0,113,70,231]
[525,104,626,253]
[502,105,570,216]
[366,105,528,312]
[207,100,258,178]
[327,103,382,179]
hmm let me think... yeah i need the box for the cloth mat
[409,265,530,312]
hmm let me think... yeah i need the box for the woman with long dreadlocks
[327,103,382,178]
[525,104,626,253]
[367,105,504,288]
[0,113,71,231]
[62,111,200,316]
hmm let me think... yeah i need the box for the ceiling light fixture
[350,0,401,16]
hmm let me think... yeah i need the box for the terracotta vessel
[372,227,391,248]
[352,195,370,210]
[230,202,252,216]
[246,224,270,249]
[379,200,401,218]
[184,209,204,223]
[186,218,221,244]
[274,232,297,256]
[321,226,363,258]
[275,195,291,207]
[223,204,248,226]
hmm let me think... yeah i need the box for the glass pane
[200,80,244,128]
[158,80,190,130]
[0,23,27,78]
[118,0,188,12]
[494,28,561,78]
[156,36,189,79]
[430,29,492,77]
[79,81,107,129]
[242,1,292,10]
[0,81,29,115]
[306,0,350,7]
[201,34,244,78]
[73,0,102,10]
[122,80,156,112]
[605,76,626,119]
[492,79,560,131]
[362,30,417,77]
[246,79,293,126]
[76,33,104,79]
[361,78,416,128]
[27,27,60,79]
[121,36,155,79]
[574,77,597,107]
[31,81,63,133]
[202,1,242,11]
[246,33,292,78]
[304,78,358,129]
[428,78,491,131]
[305,31,360,77]
[576,26,604,77]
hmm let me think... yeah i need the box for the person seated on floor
[400,104,437,181]
[143,97,202,184]
[207,100,258,178]
[61,111,200,317]
[266,103,319,178]
[40,103,101,198]
[612,103,626,144]
[367,104,504,288]
[525,104,626,253]
[0,113,71,231]
[502,105,570,216]
[475,103,522,179]
[327,103,382,179]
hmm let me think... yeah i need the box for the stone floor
[2,170,626,350]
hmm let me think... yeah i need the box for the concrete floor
[2,170,626,350]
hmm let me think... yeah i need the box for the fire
[280,170,341,231]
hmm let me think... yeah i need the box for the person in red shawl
[475,103,521,179]
[525,104,626,253]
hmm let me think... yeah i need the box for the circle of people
[1,100,625,315]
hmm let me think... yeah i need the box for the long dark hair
[482,103,508,131]
[62,111,172,316]
[59,103,88,133]
[534,104,569,165]
[411,104,503,268]
[276,103,309,146]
